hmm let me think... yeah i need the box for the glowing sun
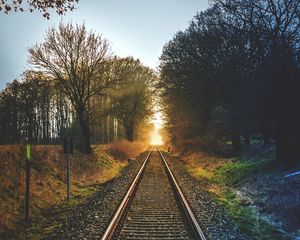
[150,129,163,145]
[150,111,164,145]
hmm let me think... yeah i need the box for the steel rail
[100,150,152,240]
[158,148,207,240]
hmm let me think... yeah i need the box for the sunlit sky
[152,111,164,130]
[0,0,209,89]
[150,111,164,145]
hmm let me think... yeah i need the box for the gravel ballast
[164,151,250,240]
[43,152,147,240]
[44,150,250,239]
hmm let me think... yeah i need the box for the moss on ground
[184,145,287,240]
[216,190,285,240]
[186,165,214,180]
[213,159,272,186]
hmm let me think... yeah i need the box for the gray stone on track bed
[164,152,250,240]
[43,152,147,240]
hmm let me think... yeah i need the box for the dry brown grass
[183,151,226,171]
[0,144,126,235]
[103,140,148,160]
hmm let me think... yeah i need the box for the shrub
[105,140,147,160]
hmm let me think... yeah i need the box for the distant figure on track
[167,146,171,153]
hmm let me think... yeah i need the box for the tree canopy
[159,0,300,165]
[0,23,155,154]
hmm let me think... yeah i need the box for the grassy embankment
[0,140,146,239]
[180,143,296,240]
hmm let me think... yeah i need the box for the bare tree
[28,23,112,153]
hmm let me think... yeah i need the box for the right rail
[158,148,207,240]
[101,148,206,240]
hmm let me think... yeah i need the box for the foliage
[103,139,147,160]
[28,23,113,153]
[0,144,126,236]
[105,57,156,141]
[0,73,54,144]
[159,0,300,165]
[0,23,155,153]
[0,0,78,18]
[218,191,284,240]
[213,159,271,186]
[183,145,287,239]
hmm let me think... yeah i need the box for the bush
[105,140,147,160]
[0,144,125,236]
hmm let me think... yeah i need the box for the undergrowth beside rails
[0,140,146,239]
[182,144,293,240]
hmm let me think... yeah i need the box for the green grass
[184,145,284,239]
[213,159,272,186]
[185,157,272,186]
[217,191,286,240]
[97,154,113,168]
[186,165,214,180]
[10,185,99,240]
[0,146,127,239]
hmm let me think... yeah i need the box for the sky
[0,0,209,89]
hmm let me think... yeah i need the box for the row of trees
[0,23,156,153]
[159,0,300,165]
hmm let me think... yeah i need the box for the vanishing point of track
[101,148,206,240]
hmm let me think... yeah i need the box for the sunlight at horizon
[153,111,164,130]
[150,129,163,146]
[150,110,164,145]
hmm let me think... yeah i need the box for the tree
[0,0,78,18]
[23,70,53,143]
[215,0,300,163]
[28,23,112,153]
[105,57,155,141]
[160,7,238,152]
[0,80,21,144]
[0,73,54,144]
[160,0,300,164]
[110,87,152,142]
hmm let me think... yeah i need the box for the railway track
[101,149,206,240]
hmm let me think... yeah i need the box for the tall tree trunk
[46,109,50,144]
[276,114,300,166]
[13,102,18,143]
[28,114,34,143]
[262,122,270,145]
[125,124,134,142]
[42,111,47,144]
[231,109,242,151]
[114,118,118,142]
[232,126,242,151]
[78,108,92,154]
[106,115,110,144]
[275,128,283,162]
[243,124,250,145]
